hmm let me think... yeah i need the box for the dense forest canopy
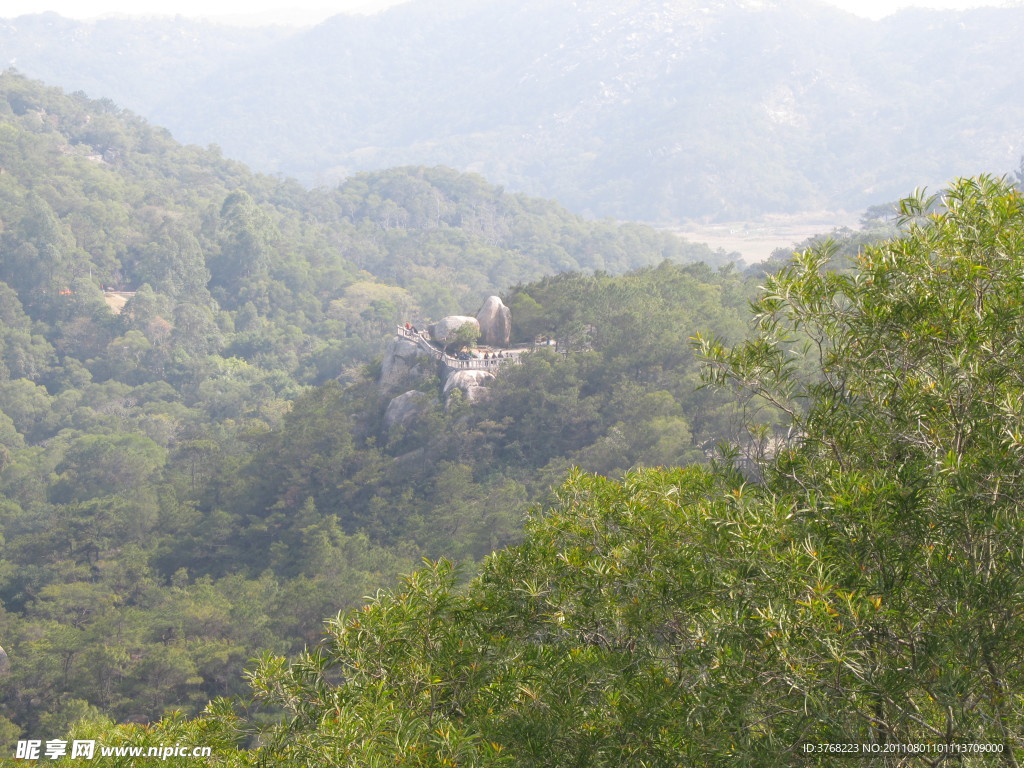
[0,71,753,745]
[64,176,1024,766]
[4,49,1022,766]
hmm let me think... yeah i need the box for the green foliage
[20,65,1022,763]
[696,175,1024,755]
[0,72,743,738]
[98,176,1024,765]
[452,322,480,349]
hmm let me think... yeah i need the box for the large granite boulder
[383,390,437,434]
[476,295,512,347]
[443,369,495,404]
[428,316,479,344]
[380,335,430,392]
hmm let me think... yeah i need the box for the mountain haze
[4,0,1023,221]
[0,12,293,115]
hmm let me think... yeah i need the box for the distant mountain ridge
[3,0,1024,221]
[0,12,294,114]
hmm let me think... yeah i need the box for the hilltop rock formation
[476,295,511,347]
[428,316,479,345]
[381,299,512,408]
[380,335,430,392]
[443,369,495,404]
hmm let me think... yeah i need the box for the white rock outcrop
[428,316,479,344]
[384,390,436,433]
[476,295,512,347]
[380,335,429,392]
[443,369,495,403]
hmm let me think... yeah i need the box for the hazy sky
[0,0,1018,25]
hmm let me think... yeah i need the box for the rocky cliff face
[476,295,511,347]
[443,369,496,404]
[383,390,437,433]
[380,335,431,393]
[382,297,513,412]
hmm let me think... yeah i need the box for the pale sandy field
[672,211,860,265]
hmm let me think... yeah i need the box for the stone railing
[397,326,520,370]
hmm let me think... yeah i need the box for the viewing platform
[397,326,523,371]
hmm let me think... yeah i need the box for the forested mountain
[0,72,749,743]
[4,0,1024,220]
[5,29,1023,764]
[71,177,1024,765]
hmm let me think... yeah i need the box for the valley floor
[671,210,860,264]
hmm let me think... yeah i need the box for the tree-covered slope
[0,72,744,743]
[189,260,756,576]
[82,176,1024,766]
[0,70,727,371]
